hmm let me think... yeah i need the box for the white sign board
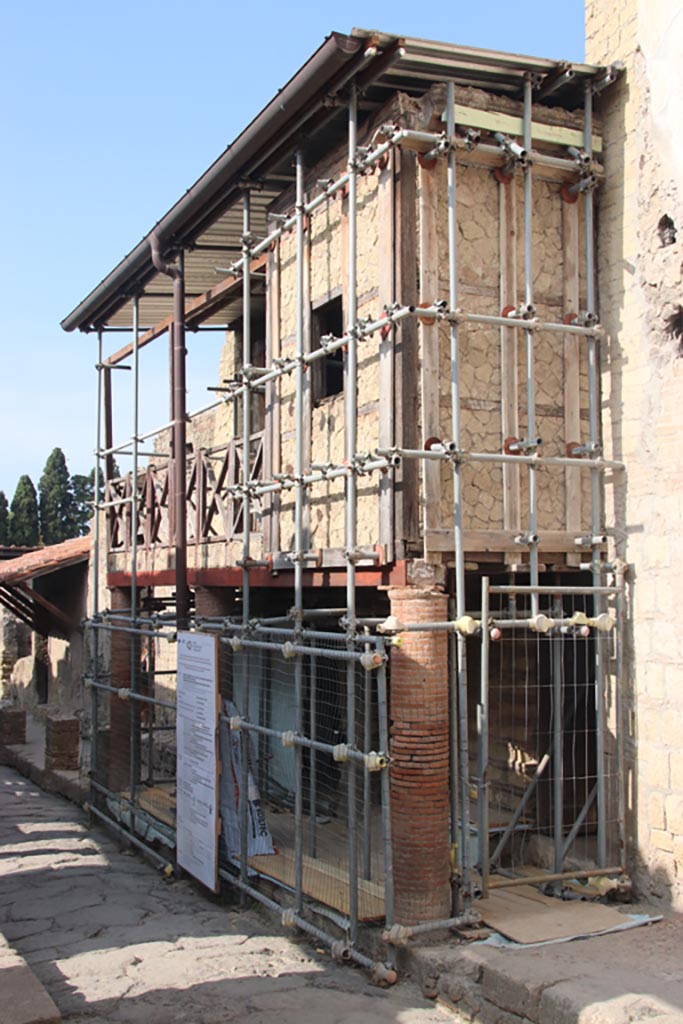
[176,631,219,892]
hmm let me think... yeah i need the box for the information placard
[176,631,219,892]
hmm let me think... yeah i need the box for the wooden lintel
[105,252,268,366]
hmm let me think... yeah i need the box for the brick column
[108,587,132,792]
[195,587,236,699]
[388,587,451,923]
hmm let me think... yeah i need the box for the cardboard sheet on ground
[478,885,633,944]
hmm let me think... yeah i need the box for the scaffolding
[80,43,626,979]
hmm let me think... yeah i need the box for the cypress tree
[8,476,39,546]
[38,448,74,544]
[0,491,8,545]
[71,473,93,536]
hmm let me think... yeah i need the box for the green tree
[0,491,8,545]
[38,448,74,544]
[8,476,39,546]
[71,473,93,536]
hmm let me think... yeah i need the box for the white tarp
[219,699,274,864]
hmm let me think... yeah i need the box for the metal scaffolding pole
[345,80,359,944]
[522,74,539,615]
[293,152,306,913]
[240,192,253,902]
[446,80,472,903]
[129,294,141,818]
[90,330,104,794]
[477,576,490,897]
[583,80,607,869]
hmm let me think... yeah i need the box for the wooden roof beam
[105,252,268,367]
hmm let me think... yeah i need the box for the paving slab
[0,767,448,1024]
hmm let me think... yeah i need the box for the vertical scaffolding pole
[552,595,564,873]
[240,196,252,901]
[91,330,104,792]
[446,81,471,902]
[345,81,359,943]
[377,656,394,938]
[477,577,490,897]
[293,153,305,912]
[363,664,372,880]
[173,251,188,629]
[130,295,141,815]
[309,654,317,858]
[242,193,252,629]
[523,75,539,615]
[583,81,606,868]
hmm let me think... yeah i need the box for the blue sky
[0,1,586,500]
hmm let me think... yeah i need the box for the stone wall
[587,0,683,907]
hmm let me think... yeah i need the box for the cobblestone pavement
[0,766,453,1024]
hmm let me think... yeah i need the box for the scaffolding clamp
[333,743,351,763]
[117,688,131,701]
[281,730,297,748]
[567,441,602,458]
[281,641,298,659]
[514,531,540,546]
[376,614,403,634]
[455,128,480,152]
[281,908,297,928]
[528,613,555,634]
[360,650,385,671]
[452,616,480,636]
[229,636,243,652]
[365,751,390,772]
[493,132,529,168]
[229,716,242,731]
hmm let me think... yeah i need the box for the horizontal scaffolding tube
[219,636,369,662]
[219,716,384,768]
[87,803,174,872]
[84,677,176,711]
[376,447,624,471]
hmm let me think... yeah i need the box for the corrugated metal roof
[62,29,608,338]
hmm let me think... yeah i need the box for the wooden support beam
[104,253,268,367]
[15,583,74,636]
[263,235,281,554]
[0,587,39,633]
[499,178,520,564]
[394,150,419,553]
[418,159,441,543]
[425,528,596,554]
[377,155,395,556]
[563,198,582,566]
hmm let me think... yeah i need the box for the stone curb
[0,933,61,1024]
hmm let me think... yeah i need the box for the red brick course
[388,586,451,923]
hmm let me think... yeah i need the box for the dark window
[312,296,344,404]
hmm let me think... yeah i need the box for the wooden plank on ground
[478,884,629,944]
[249,847,385,921]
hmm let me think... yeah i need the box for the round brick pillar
[388,586,451,923]
[195,588,236,699]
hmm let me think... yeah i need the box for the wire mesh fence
[82,584,624,956]
[473,582,624,895]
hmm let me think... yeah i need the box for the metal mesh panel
[216,630,388,927]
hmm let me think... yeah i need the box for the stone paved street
[0,766,450,1024]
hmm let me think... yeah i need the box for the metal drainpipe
[150,233,189,629]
